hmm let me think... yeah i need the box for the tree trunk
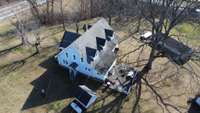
[51,0,54,23]
[27,0,42,23]
[46,0,50,24]
[60,0,66,31]
[137,48,156,82]
[76,23,79,33]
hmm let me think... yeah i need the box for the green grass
[48,100,66,112]
[171,22,200,46]
[0,20,15,36]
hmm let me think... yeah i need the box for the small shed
[69,85,97,113]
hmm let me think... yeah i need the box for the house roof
[156,34,192,56]
[75,85,96,107]
[64,18,118,74]
[105,29,114,41]
[86,47,97,64]
[96,37,106,51]
[59,31,81,49]
[162,37,192,55]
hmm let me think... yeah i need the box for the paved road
[0,0,46,21]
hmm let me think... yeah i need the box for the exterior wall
[57,47,106,81]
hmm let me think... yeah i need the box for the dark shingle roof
[96,37,106,51]
[59,31,81,48]
[105,29,113,41]
[61,18,118,75]
[162,37,192,54]
[76,88,92,106]
[86,47,97,64]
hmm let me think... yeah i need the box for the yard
[0,17,200,113]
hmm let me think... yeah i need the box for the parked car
[140,31,152,43]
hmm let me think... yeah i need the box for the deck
[104,64,138,95]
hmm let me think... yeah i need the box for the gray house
[56,18,119,81]
[140,32,193,65]
[155,34,193,65]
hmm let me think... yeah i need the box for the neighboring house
[56,18,119,81]
[155,34,193,65]
[140,32,193,65]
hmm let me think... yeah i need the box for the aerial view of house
[0,0,200,113]
[56,18,118,81]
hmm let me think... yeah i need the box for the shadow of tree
[60,89,126,113]
[0,43,22,56]
[0,50,38,75]
[87,93,126,113]
[0,29,16,37]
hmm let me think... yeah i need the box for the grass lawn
[172,22,200,46]
[0,17,199,113]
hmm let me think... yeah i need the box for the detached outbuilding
[140,32,193,65]
[155,34,193,65]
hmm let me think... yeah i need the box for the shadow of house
[22,56,75,110]
[22,56,103,111]
[188,97,200,113]
[86,94,126,113]
[188,103,200,113]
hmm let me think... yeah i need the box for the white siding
[57,47,106,81]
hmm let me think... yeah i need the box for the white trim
[104,59,117,80]
[196,97,200,106]
[70,102,82,113]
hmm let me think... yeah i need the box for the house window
[63,60,68,64]
[85,67,87,70]
[66,53,68,57]
[81,58,83,62]
[73,55,76,60]
[88,69,91,71]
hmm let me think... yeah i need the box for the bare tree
[60,0,66,31]
[121,0,200,113]
[12,14,30,46]
[26,0,43,23]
